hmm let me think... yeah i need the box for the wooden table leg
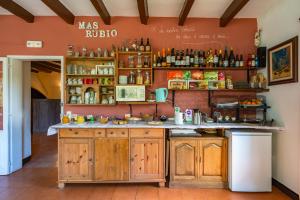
[58,182,65,189]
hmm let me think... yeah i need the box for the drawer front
[60,129,94,138]
[94,129,106,137]
[106,129,129,138]
[130,128,164,138]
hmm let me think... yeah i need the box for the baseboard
[22,156,31,166]
[272,178,299,200]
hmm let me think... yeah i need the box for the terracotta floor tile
[0,133,293,200]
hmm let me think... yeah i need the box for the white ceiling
[0,0,281,18]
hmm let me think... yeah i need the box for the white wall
[258,0,300,194]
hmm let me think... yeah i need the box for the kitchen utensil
[193,109,201,125]
[155,88,168,102]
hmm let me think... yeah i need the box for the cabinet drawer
[106,129,128,138]
[60,129,94,138]
[130,128,164,138]
[94,129,106,137]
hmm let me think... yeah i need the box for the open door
[0,57,9,175]
[7,58,24,173]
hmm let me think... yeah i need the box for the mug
[109,68,114,75]
[103,68,109,75]
[75,87,81,94]
[67,78,72,85]
[77,79,83,85]
[119,75,128,85]
[72,79,78,85]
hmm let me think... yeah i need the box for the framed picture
[268,36,298,85]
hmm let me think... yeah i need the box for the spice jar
[137,52,142,68]
[128,56,135,68]
[136,70,143,85]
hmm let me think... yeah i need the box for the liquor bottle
[203,51,207,67]
[157,51,161,67]
[166,48,171,67]
[139,38,145,52]
[171,48,176,67]
[255,55,259,67]
[194,50,199,67]
[239,54,244,67]
[175,50,180,67]
[145,38,151,52]
[161,48,167,67]
[218,50,223,67]
[223,48,229,67]
[213,49,219,67]
[180,50,186,67]
[153,54,157,68]
[190,49,194,67]
[199,51,204,67]
[229,48,235,67]
[185,49,190,67]
[207,49,214,68]
[235,55,240,67]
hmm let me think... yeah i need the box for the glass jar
[144,55,149,68]
[144,71,150,85]
[128,70,136,84]
[136,70,143,85]
[137,52,142,68]
[128,56,135,68]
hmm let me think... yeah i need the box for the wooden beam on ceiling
[0,0,34,23]
[36,61,61,70]
[41,0,75,25]
[178,0,194,26]
[220,0,249,27]
[137,0,149,25]
[32,62,61,73]
[31,65,52,73]
[90,0,111,25]
[31,69,39,73]
[46,61,61,67]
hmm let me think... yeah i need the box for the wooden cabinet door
[95,138,129,181]
[130,138,164,180]
[199,139,227,182]
[59,138,93,180]
[170,140,198,181]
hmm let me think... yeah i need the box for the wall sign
[78,21,118,38]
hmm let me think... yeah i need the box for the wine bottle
[223,48,229,67]
[235,55,240,67]
[166,48,171,67]
[175,50,180,67]
[139,38,145,52]
[194,50,199,67]
[229,48,235,67]
[185,49,190,67]
[145,38,151,52]
[153,54,157,68]
[171,48,175,67]
[213,49,219,67]
[180,50,186,67]
[239,54,244,67]
[190,49,194,67]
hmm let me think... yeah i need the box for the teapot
[155,88,168,102]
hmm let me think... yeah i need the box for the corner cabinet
[170,137,227,188]
[58,128,165,188]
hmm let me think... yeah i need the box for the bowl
[141,114,154,122]
[127,117,142,124]
[99,117,109,124]
[159,115,168,122]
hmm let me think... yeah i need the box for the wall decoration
[268,36,298,85]
[78,21,118,38]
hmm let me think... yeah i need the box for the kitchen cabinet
[170,140,198,181]
[95,138,129,181]
[58,128,165,188]
[169,137,227,188]
[59,138,93,181]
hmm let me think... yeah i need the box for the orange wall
[0,16,257,117]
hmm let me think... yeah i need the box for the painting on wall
[268,36,298,85]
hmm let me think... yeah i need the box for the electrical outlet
[26,41,43,48]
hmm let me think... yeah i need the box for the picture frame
[268,36,298,85]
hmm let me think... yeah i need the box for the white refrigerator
[226,130,272,192]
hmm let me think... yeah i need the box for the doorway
[3,56,64,174]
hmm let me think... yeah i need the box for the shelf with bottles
[153,66,258,71]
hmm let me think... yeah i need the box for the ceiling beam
[36,61,61,69]
[0,0,34,23]
[41,0,75,25]
[90,0,111,25]
[220,0,249,27]
[137,0,149,25]
[32,62,61,73]
[31,64,52,73]
[31,68,39,73]
[178,0,194,26]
